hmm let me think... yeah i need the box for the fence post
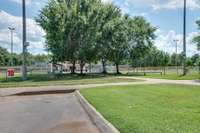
[5,69,8,81]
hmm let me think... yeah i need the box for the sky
[0,0,200,56]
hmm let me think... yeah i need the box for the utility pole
[8,27,15,66]
[174,39,179,75]
[183,0,187,75]
[22,0,27,80]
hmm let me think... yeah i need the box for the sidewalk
[120,76,200,86]
[0,77,199,97]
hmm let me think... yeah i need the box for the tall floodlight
[183,0,187,75]
[22,0,27,80]
[174,39,179,75]
[8,27,15,66]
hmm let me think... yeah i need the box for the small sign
[7,69,15,77]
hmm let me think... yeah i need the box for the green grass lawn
[125,72,200,80]
[81,84,200,133]
[142,73,200,80]
[0,74,138,88]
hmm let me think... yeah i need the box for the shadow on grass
[1,72,199,83]
[0,73,116,83]
[124,72,200,80]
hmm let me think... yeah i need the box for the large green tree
[95,3,122,73]
[36,0,66,73]
[37,0,104,74]
[75,0,102,74]
[37,0,157,75]
[108,14,131,74]
[193,20,200,51]
[129,16,156,67]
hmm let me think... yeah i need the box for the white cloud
[9,0,32,5]
[139,12,148,17]
[8,0,44,7]
[124,0,200,10]
[152,0,200,10]
[0,10,46,55]
[119,2,130,14]
[101,0,113,4]
[155,30,199,56]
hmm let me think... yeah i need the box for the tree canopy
[193,20,200,51]
[36,0,157,74]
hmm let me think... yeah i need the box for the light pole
[183,0,187,75]
[8,27,15,66]
[174,39,179,75]
[22,0,27,80]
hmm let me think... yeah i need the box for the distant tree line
[0,47,10,66]
[0,46,49,67]
[132,46,200,68]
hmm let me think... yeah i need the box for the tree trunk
[89,63,92,73]
[116,63,120,74]
[60,64,63,74]
[52,63,56,74]
[49,63,56,78]
[143,67,146,76]
[163,66,166,75]
[71,60,76,74]
[102,59,107,74]
[80,60,85,75]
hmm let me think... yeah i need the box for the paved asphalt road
[0,93,99,133]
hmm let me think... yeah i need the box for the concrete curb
[7,89,76,97]
[75,90,120,133]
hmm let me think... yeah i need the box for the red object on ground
[7,69,15,77]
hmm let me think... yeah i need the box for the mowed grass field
[0,73,139,88]
[142,73,200,80]
[125,71,200,80]
[81,84,200,133]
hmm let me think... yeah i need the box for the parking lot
[0,92,99,133]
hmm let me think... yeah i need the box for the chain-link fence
[119,66,200,75]
[0,64,199,80]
